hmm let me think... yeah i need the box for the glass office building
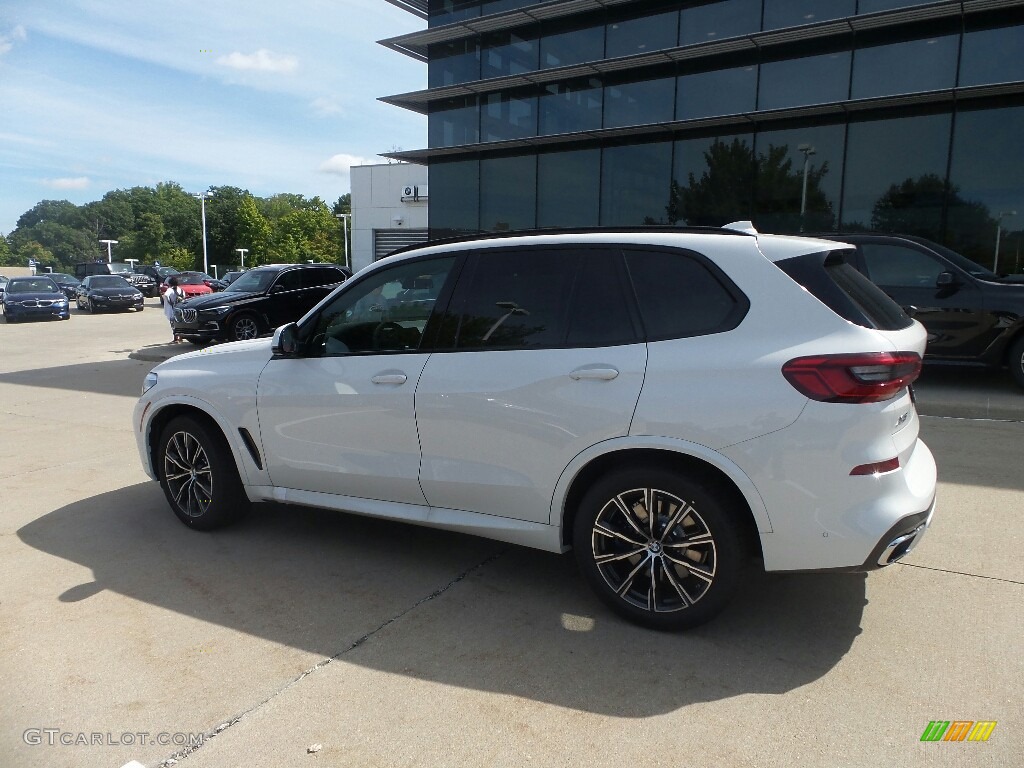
[381,0,1024,271]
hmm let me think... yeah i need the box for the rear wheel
[1009,335,1024,389]
[157,416,249,530]
[573,468,743,630]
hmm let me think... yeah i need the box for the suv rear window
[776,249,912,331]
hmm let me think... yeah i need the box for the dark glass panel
[430,159,479,236]
[759,50,851,109]
[604,76,675,129]
[624,249,743,340]
[428,0,480,28]
[677,64,757,120]
[754,123,845,233]
[480,92,537,142]
[601,142,673,226]
[567,250,638,347]
[482,0,542,14]
[480,155,537,232]
[852,34,958,99]
[860,243,946,287]
[429,97,479,148]
[961,23,1024,88]
[841,113,952,239]
[537,149,600,228]
[948,106,1024,273]
[481,28,539,79]
[455,249,577,349]
[428,39,480,88]
[670,134,755,226]
[540,20,604,69]
[763,0,856,30]
[606,9,679,58]
[858,0,932,13]
[539,78,602,135]
[680,0,762,47]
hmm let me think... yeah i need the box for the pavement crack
[156,547,507,767]
[898,562,1023,585]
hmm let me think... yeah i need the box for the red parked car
[159,273,213,305]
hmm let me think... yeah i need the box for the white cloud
[0,25,27,56]
[215,49,298,74]
[319,153,376,177]
[41,176,90,190]
[311,96,344,116]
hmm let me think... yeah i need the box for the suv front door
[255,257,456,505]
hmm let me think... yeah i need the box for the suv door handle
[569,367,619,381]
[371,373,407,385]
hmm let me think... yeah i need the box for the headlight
[92,295,106,301]
[142,372,158,395]
[204,305,232,315]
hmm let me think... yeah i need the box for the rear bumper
[865,498,934,568]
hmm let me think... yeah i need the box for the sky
[0,0,427,234]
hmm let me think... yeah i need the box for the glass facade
[403,1,1024,271]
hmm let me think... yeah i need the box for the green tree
[236,194,272,266]
[13,240,55,267]
[0,235,15,266]
[205,185,247,268]
[160,246,195,272]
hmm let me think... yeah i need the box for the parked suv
[170,263,348,343]
[135,228,936,630]
[813,233,1024,388]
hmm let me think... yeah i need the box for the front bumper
[5,303,70,320]
[91,297,144,311]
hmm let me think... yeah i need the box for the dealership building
[376,0,1023,271]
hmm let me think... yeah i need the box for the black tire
[88,299,96,314]
[573,467,744,630]
[1009,335,1024,389]
[228,313,260,341]
[156,415,249,531]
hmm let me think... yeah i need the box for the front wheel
[1009,335,1024,389]
[157,416,249,530]
[229,313,260,341]
[573,468,743,630]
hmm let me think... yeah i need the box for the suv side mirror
[936,271,959,288]
[272,323,300,357]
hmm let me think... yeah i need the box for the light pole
[193,192,213,275]
[99,239,118,263]
[210,264,218,279]
[125,258,139,271]
[797,143,816,231]
[335,213,350,270]
[236,248,248,269]
[994,210,1017,274]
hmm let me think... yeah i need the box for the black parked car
[221,270,245,287]
[76,275,145,313]
[44,272,82,299]
[171,263,348,343]
[2,276,70,322]
[815,233,1024,388]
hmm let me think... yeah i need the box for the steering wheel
[372,321,405,349]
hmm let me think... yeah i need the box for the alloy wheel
[162,430,214,518]
[232,316,259,340]
[590,486,717,614]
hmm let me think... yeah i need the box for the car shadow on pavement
[0,358,154,398]
[18,483,867,718]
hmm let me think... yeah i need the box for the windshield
[108,263,133,274]
[91,276,131,288]
[154,267,179,278]
[9,278,60,294]
[226,270,276,293]
[49,273,77,282]
[904,237,999,279]
[177,274,208,285]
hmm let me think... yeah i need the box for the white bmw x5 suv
[135,227,936,629]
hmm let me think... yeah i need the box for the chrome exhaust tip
[877,522,927,566]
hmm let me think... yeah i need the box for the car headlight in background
[142,372,158,395]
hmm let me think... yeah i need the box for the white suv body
[135,229,936,629]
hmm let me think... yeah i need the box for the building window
[540,20,604,69]
[428,39,480,88]
[601,142,673,226]
[857,0,934,14]
[763,0,856,31]
[671,135,755,227]
[429,97,479,148]
[481,92,537,142]
[428,0,480,28]
[539,79,602,136]
[481,28,539,80]
[841,113,952,239]
[538,149,600,228]
[852,33,958,100]
[759,49,851,110]
[606,8,679,59]
[677,64,757,121]
[604,75,675,129]
[680,0,762,47]
[481,155,537,232]
[960,20,1024,88]
[431,159,479,236]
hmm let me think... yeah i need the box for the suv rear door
[414,246,646,525]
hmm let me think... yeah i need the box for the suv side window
[624,248,747,340]
[305,257,456,356]
[274,270,304,292]
[302,267,344,288]
[453,250,578,350]
[860,243,946,287]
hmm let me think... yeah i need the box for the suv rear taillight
[782,352,922,404]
